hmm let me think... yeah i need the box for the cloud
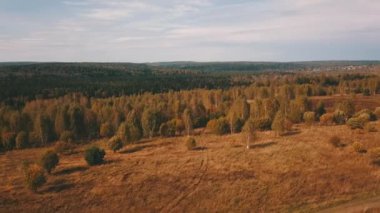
[0,0,379,61]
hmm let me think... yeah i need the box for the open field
[1,121,380,212]
[310,95,380,111]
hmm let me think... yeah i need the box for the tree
[125,111,142,143]
[182,109,193,136]
[16,131,28,149]
[206,117,229,135]
[68,105,85,139]
[54,106,69,138]
[315,101,326,118]
[303,111,315,126]
[108,136,123,152]
[100,122,114,138]
[272,111,286,136]
[141,108,160,138]
[336,100,355,119]
[84,109,99,139]
[242,120,256,149]
[34,114,55,146]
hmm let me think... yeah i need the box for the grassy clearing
[0,122,380,212]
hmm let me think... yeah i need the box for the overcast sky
[0,0,379,62]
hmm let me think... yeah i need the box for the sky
[0,0,379,62]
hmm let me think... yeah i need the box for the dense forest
[0,62,379,152]
[1,61,379,105]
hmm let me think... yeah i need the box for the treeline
[1,62,378,107]
[0,72,379,152]
[0,62,247,105]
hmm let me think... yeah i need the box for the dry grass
[0,122,380,212]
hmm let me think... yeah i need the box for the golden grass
[0,122,380,212]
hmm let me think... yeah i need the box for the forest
[0,62,379,152]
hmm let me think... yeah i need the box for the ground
[1,121,380,213]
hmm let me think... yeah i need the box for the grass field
[1,120,380,212]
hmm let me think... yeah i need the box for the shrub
[54,141,75,155]
[40,150,59,174]
[352,142,365,153]
[374,107,380,120]
[333,110,346,125]
[354,109,377,121]
[16,131,28,149]
[108,136,123,152]
[346,117,366,129]
[369,147,380,164]
[206,117,229,135]
[320,113,334,125]
[365,123,377,132]
[186,137,196,150]
[303,111,315,125]
[59,130,74,143]
[85,146,105,166]
[23,162,46,192]
[329,136,342,148]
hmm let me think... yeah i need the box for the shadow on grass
[281,130,301,136]
[55,166,88,175]
[250,141,277,149]
[193,146,207,151]
[42,179,74,193]
[103,158,123,165]
[120,144,156,154]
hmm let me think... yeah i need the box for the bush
[333,110,346,125]
[59,130,75,143]
[320,113,334,125]
[40,150,59,174]
[23,162,46,192]
[54,141,75,155]
[346,117,365,129]
[352,142,365,153]
[186,137,196,150]
[369,147,380,164]
[329,136,343,148]
[303,111,315,125]
[374,107,380,120]
[354,109,377,121]
[85,146,105,166]
[365,123,377,132]
[206,117,229,135]
[108,136,123,152]
[16,131,28,149]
